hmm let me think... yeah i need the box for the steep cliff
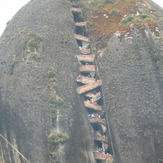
[0,0,163,163]
[91,0,163,163]
[98,27,163,163]
[0,0,95,163]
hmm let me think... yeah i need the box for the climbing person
[91,114,95,118]
[78,75,81,79]
[94,113,98,118]
[98,148,102,152]
[97,132,101,137]
[102,151,105,155]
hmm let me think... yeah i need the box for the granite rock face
[0,0,163,163]
[0,0,95,162]
[98,25,163,163]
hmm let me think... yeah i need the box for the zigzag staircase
[71,2,115,163]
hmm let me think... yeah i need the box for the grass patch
[10,55,18,75]
[0,37,7,45]
[23,32,42,52]
[0,27,28,46]
[82,0,158,39]
[139,14,149,19]
[48,67,57,79]
[23,31,42,60]
[49,92,64,119]
[122,15,134,24]
[110,9,121,16]
[49,151,56,163]
[48,130,69,145]
[49,94,64,106]
[49,104,58,120]
[104,0,117,4]
[153,53,160,62]
[48,130,69,162]
[48,67,64,121]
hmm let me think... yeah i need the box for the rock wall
[0,0,95,162]
[0,0,163,163]
[98,26,163,163]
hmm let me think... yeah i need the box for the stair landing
[79,65,96,73]
[75,22,86,26]
[74,34,90,42]
[95,152,114,162]
[76,76,95,84]
[76,80,102,94]
[84,100,102,111]
[71,7,81,12]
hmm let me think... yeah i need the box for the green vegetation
[48,130,69,163]
[48,67,64,120]
[76,0,157,39]
[60,39,68,44]
[17,26,28,35]
[139,14,149,19]
[49,90,64,119]
[48,130,69,145]
[48,67,65,162]
[80,0,117,8]
[49,151,56,163]
[140,24,146,31]
[10,55,18,75]
[0,27,28,45]
[111,9,121,16]
[122,15,134,24]
[49,94,64,106]
[49,93,64,119]
[104,0,117,4]
[137,14,150,21]
[121,14,150,25]
[153,53,160,62]
[23,32,42,52]
[48,67,57,79]
[23,31,42,60]
[0,37,7,45]
[0,33,13,45]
